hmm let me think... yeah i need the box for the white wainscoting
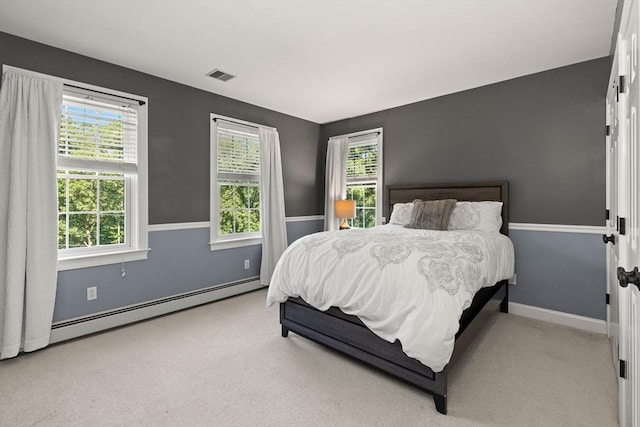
[147,221,210,232]
[148,215,324,232]
[509,222,606,234]
[148,218,607,233]
[284,215,324,222]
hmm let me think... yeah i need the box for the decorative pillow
[448,201,503,233]
[405,199,457,230]
[388,202,414,226]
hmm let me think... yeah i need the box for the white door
[616,2,640,425]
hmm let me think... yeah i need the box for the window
[57,86,148,270]
[210,115,262,249]
[346,140,379,228]
[335,129,383,228]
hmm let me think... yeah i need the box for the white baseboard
[509,302,606,334]
[50,279,262,344]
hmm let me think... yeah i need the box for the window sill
[58,248,150,271]
[209,237,262,251]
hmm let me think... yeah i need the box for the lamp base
[339,218,351,230]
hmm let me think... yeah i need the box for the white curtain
[0,70,62,359]
[258,127,287,286]
[324,136,349,231]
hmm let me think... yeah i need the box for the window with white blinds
[347,139,378,183]
[216,122,260,181]
[58,92,138,172]
[211,117,262,248]
[342,131,382,229]
[56,85,148,270]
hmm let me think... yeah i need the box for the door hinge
[620,75,627,94]
[620,359,627,379]
[606,293,610,304]
[606,125,611,136]
[620,217,626,235]
[606,209,610,220]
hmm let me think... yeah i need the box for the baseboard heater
[50,277,262,344]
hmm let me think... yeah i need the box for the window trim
[331,127,384,227]
[209,114,270,251]
[3,66,151,270]
[58,249,149,271]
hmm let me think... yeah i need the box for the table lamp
[334,199,356,230]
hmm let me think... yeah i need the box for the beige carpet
[0,289,618,426]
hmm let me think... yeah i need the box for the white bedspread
[266,224,515,372]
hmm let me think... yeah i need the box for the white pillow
[388,202,414,226]
[448,201,503,233]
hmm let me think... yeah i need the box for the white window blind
[347,137,378,184]
[216,120,260,181]
[58,90,138,174]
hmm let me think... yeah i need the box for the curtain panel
[324,137,349,231]
[258,127,287,286]
[0,70,62,359]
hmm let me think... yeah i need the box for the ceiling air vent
[206,69,236,82]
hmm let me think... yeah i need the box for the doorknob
[602,234,615,244]
[617,266,640,289]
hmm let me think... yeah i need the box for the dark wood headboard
[385,181,509,236]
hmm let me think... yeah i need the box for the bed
[267,181,512,414]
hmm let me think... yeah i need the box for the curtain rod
[329,129,382,141]
[64,83,146,106]
[213,117,258,130]
[349,131,380,138]
[213,117,276,132]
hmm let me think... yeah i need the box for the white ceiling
[0,0,617,124]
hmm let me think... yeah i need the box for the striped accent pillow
[405,199,457,230]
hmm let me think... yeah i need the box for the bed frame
[279,181,509,415]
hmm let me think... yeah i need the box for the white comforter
[266,224,515,372]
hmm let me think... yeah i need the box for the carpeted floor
[0,288,618,426]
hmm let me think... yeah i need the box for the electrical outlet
[87,286,98,301]
[508,274,517,285]
[244,259,250,269]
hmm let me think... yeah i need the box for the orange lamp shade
[334,199,356,219]
[335,199,356,230]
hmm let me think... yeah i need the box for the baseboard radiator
[50,277,262,344]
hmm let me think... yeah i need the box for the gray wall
[1,30,608,228]
[0,31,322,221]
[321,58,610,226]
